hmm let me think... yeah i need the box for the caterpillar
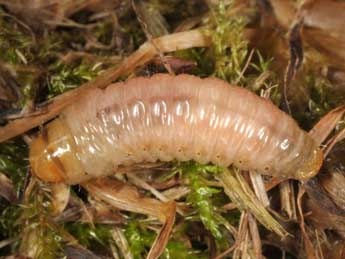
[29,74,322,184]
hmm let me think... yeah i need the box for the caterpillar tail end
[293,147,323,182]
[29,119,84,184]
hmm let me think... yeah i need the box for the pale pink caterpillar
[29,74,322,184]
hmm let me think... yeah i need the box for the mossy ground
[0,1,344,258]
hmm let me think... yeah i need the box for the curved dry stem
[309,105,345,145]
[147,202,176,259]
[0,29,210,143]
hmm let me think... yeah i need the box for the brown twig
[0,29,210,143]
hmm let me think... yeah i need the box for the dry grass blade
[110,227,133,259]
[297,185,317,259]
[0,238,17,250]
[162,186,190,201]
[0,172,17,203]
[309,105,345,145]
[315,230,325,259]
[147,201,176,259]
[50,183,70,216]
[233,212,250,259]
[218,168,288,238]
[131,0,173,74]
[265,177,285,191]
[0,29,210,143]
[60,51,122,65]
[126,173,169,202]
[83,178,172,223]
[126,173,185,216]
[212,243,237,259]
[248,213,263,259]
[279,180,297,220]
[249,171,270,207]
[213,212,247,259]
[323,127,345,157]
[64,245,103,259]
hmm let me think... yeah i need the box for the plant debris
[0,1,345,258]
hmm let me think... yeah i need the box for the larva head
[29,118,84,184]
[292,146,323,181]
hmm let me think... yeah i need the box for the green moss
[0,141,28,254]
[124,221,155,259]
[0,140,28,195]
[207,0,248,84]
[93,20,115,46]
[66,222,113,250]
[0,203,21,240]
[294,69,344,129]
[47,62,103,98]
[18,182,64,259]
[1,181,66,258]
[175,162,225,240]
[0,12,34,64]
[20,223,64,259]
[1,0,343,257]
[124,220,208,259]
[162,240,207,259]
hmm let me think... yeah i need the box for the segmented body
[30,74,322,184]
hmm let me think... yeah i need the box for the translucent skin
[29,74,322,184]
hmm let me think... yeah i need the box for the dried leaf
[309,105,345,145]
[320,170,345,211]
[304,178,345,237]
[323,127,345,157]
[304,178,345,218]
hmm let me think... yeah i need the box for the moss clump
[0,140,28,195]
[47,62,103,98]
